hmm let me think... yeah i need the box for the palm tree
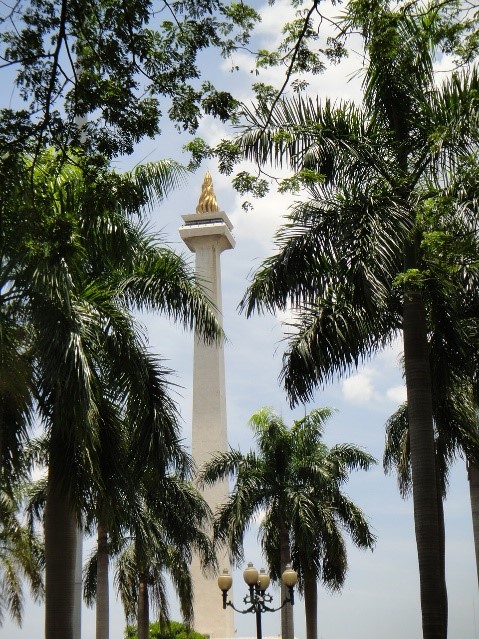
[79,394,132,639]
[0,488,44,626]
[384,342,479,596]
[236,3,479,636]
[201,406,376,639]
[0,319,34,499]
[1,148,223,639]
[288,417,376,639]
[383,392,479,631]
[84,472,215,639]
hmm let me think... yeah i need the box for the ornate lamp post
[217,562,298,639]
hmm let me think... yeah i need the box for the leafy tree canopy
[9,0,474,162]
[184,0,479,182]
[0,0,261,157]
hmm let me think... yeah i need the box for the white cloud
[377,336,404,368]
[386,384,407,404]
[342,368,377,404]
[255,0,297,39]
[434,52,456,76]
[341,359,406,407]
[219,0,365,105]
[223,40,364,106]
[228,182,296,252]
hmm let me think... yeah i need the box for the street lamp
[217,562,298,639]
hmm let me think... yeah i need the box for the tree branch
[261,0,321,132]
[33,0,68,161]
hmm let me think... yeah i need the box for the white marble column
[179,174,235,639]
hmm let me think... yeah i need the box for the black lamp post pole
[254,586,262,639]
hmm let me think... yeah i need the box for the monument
[179,173,235,638]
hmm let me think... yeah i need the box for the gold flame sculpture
[196,172,220,214]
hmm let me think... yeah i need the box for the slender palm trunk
[303,567,317,639]
[137,571,150,639]
[73,527,83,639]
[279,527,294,639]
[403,293,446,639]
[468,460,479,590]
[96,519,109,639]
[436,455,447,633]
[44,474,78,639]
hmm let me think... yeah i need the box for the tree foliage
[201,407,375,606]
[0,488,44,627]
[221,3,479,637]
[0,0,261,157]
[0,148,223,636]
[83,471,215,629]
[125,619,208,639]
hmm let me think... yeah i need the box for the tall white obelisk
[179,173,235,639]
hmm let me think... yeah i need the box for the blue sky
[3,1,478,638]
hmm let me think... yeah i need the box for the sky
[3,1,479,638]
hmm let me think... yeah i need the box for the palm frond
[127,159,189,212]
[119,244,223,343]
[281,296,399,405]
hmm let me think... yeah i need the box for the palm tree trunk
[279,527,294,639]
[468,460,479,590]
[44,476,78,639]
[96,519,109,639]
[73,527,83,639]
[137,571,150,639]
[403,292,446,639]
[303,566,317,639]
[436,455,447,633]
